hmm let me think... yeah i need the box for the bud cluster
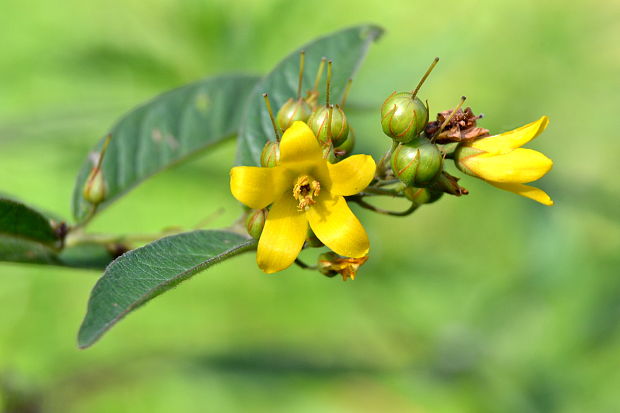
[260,53,355,168]
[377,58,474,209]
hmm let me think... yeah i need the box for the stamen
[293,176,321,211]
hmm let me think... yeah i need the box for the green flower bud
[307,105,349,147]
[381,92,428,143]
[246,209,267,240]
[334,126,355,159]
[305,228,323,248]
[276,98,312,132]
[403,186,443,207]
[391,137,443,187]
[260,141,280,168]
[82,167,106,204]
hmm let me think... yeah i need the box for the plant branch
[348,196,418,217]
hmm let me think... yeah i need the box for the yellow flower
[455,116,554,205]
[230,121,376,274]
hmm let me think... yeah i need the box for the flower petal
[257,195,308,273]
[328,155,376,196]
[230,166,289,209]
[472,116,549,154]
[307,194,369,258]
[488,181,554,206]
[279,121,323,164]
[465,148,553,183]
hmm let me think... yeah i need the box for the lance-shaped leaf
[72,74,260,223]
[0,197,62,264]
[236,25,383,166]
[78,230,256,348]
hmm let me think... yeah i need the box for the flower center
[293,175,321,211]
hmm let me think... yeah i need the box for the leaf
[72,74,260,223]
[78,230,256,348]
[0,198,63,264]
[0,198,60,247]
[236,25,384,166]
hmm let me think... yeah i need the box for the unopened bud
[246,209,267,239]
[307,105,349,147]
[391,137,443,187]
[403,186,443,207]
[334,126,355,159]
[82,167,106,204]
[276,98,312,132]
[260,141,280,168]
[381,92,428,143]
[432,171,469,196]
[305,228,323,248]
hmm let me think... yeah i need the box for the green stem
[295,258,317,270]
[361,187,404,197]
[376,141,399,179]
[349,196,418,217]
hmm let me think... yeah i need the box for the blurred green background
[1,0,619,411]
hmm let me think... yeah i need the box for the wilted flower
[318,252,369,281]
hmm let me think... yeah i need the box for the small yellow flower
[230,121,376,274]
[455,116,554,205]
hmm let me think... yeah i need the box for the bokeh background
[1,0,619,411]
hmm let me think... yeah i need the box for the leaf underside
[78,230,256,348]
[72,74,260,223]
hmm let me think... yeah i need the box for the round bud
[276,98,312,132]
[334,126,355,159]
[307,105,349,147]
[391,137,443,187]
[82,167,106,204]
[246,209,267,239]
[260,141,280,168]
[305,228,323,248]
[403,186,443,207]
[381,92,428,143]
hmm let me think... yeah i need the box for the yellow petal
[472,116,549,154]
[279,121,323,165]
[465,148,553,183]
[307,194,369,258]
[488,181,554,206]
[257,195,308,273]
[230,166,290,209]
[328,155,376,196]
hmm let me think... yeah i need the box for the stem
[412,57,439,99]
[432,96,466,142]
[340,78,353,108]
[376,141,399,179]
[349,196,418,217]
[312,57,326,92]
[263,93,281,141]
[361,187,404,197]
[295,258,317,270]
[325,60,332,107]
[297,50,305,100]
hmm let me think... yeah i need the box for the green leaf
[78,230,256,348]
[236,25,384,166]
[0,198,60,247]
[72,74,260,223]
[0,198,62,264]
